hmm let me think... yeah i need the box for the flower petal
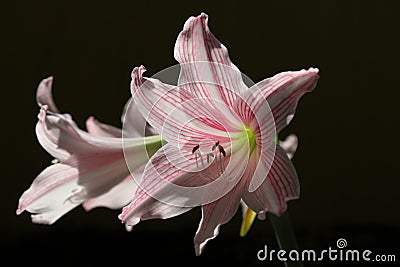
[36,76,60,113]
[121,98,153,138]
[31,201,80,225]
[251,68,319,133]
[16,163,83,223]
[83,165,145,211]
[233,88,277,192]
[238,134,298,235]
[242,145,300,216]
[131,66,240,149]
[280,134,298,160]
[194,182,244,255]
[86,116,122,138]
[174,13,247,107]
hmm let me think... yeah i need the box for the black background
[2,0,399,266]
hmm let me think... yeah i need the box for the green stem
[269,211,303,267]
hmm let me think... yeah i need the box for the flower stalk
[269,211,303,267]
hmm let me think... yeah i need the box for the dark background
[1,0,399,266]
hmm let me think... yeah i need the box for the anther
[192,145,200,154]
[218,145,226,157]
[212,141,220,151]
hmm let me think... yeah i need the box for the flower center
[245,125,257,153]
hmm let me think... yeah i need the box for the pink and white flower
[16,77,162,225]
[119,13,319,255]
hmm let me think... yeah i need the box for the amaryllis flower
[16,77,162,224]
[119,13,319,255]
[240,134,298,237]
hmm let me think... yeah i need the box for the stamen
[199,153,205,168]
[219,153,223,175]
[215,152,221,175]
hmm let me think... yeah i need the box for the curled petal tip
[131,66,146,82]
[43,76,53,84]
[199,12,208,19]
[190,12,208,21]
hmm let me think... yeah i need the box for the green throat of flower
[244,126,257,153]
[145,135,164,157]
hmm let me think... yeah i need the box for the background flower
[16,77,162,225]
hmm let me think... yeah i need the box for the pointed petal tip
[188,12,208,23]
[181,12,209,36]
[194,244,202,256]
[16,208,23,215]
[42,76,53,84]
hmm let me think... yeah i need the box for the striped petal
[250,68,319,133]
[194,181,244,255]
[239,133,299,235]
[233,89,276,192]
[131,66,240,149]
[17,163,82,224]
[174,13,247,108]
[242,145,300,216]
